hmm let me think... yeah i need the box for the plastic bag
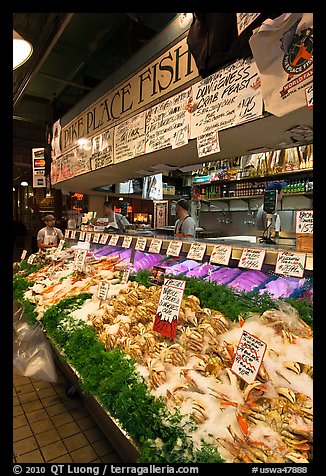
[13,310,57,383]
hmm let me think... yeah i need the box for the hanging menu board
[145,88,191,153]
[190,57,263,138]
[75,144,92,176]
[296,210,313,234]
[275,251,306,278]
[210,244,232,265]
[196,130,220,158]
[114,112,146,163]
[60,150,76,181]
[91,128,114,170]
[50,157,62,185]
[238,248,266,270]
[231,330,267,384]
[153,278,186,340]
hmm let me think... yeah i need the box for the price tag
[296,210,313,234]
[97,281,110,301]
[108,234,119,246]
[231,330,267,384]
[20,249,27,261]
[99,234,109,245]
[166,240,183,257]
[64,229,70,239]
[122,236,133,249]
[120,268,131,284]
[186,242,206,261]
[135,237,147,251]
[57,240,65,252]
[210,244,232,265]
[27,253,36,264]
[238,248,266,270]
[85,232,92,242]
[305,84,313,109]
[79,231,85,241]
[74,249,87,272]
[70,230,76,239]
[153,278,186,340]
[275,251,306,278]
[92,233,100,243]
[149,239,163,254]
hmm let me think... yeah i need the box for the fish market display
[228,270,274,293]
[259,276,311,299]
[185,263,219,278]
[162,259,200,276]
[205,266,243,285]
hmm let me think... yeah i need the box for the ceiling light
[20,181,28,186]
[119,197,124,201]
[13,30,33,70]
[13,187,16,192]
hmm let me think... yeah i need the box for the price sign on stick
[97,281,110,301]
[238,248,266,270]
[166,240,183,257]
[296,210,313,234]
[57,240,65,252]
[74,249,87,272]
[99,234,109,245]
[231,330,267,384]
[20,249,27,261]
[153,278,186,340]
[149,239,163,254]
[210,244,232,265]
[27,254,36,265]
[121,268,131,284]
[135,237,147,251]
[64,229,70,239]
[92,233,100,243]
[275,251,306,278]
[108,234,119,246]
[187,242,206,261]
[122,236,132,248]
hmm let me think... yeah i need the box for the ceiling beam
[37,72,93,91]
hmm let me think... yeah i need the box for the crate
[296,233,313,253]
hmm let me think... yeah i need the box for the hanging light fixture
[13,29,33,70]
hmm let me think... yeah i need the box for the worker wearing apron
[37,214,64,250]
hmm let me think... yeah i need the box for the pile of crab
[86,281,313,464]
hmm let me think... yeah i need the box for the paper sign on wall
[149,239,163,254]
[153,278,186,340]
[135,237,147,251]
[196,130,220,158]
[275,251,306,278]
[166,240,183,257]
[231,329,267,384]
[238,248,266,270]
[122,236,133,248]
[109,234,120,246]
[187,242,206,261]
[210,244,232,265]
[296,210,313,234]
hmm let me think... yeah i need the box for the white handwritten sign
[85,232,92,242]
[231,330,267,384]
[296,210,313,234]
[210,244,232,265]
[196,130,220,158]
[79,231,85,241]
[20,249,27,261]
[74,249,87,272]
[275,251,306,278]
[70,230,76,239]
[145,89,191,153]
[57,240,65,252]
[97,281,110,301]
[149,239,163,254]
[114,112,146,163]
[237,13,261,35]
[91,128,114,171]
[305,85,313,109]
[121,236,133,249]
[64,229,70,239]
[99,234,109,245]
[238,248,265,270]
[190,57,263,138]
[109,234,120,246]
[27,254,36,265]
[135,237,147,251]
[120,268,131,284]
[166,240,183,257]
[153,278,186,340]
[92,233,100,243]
[187,242,207,261]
